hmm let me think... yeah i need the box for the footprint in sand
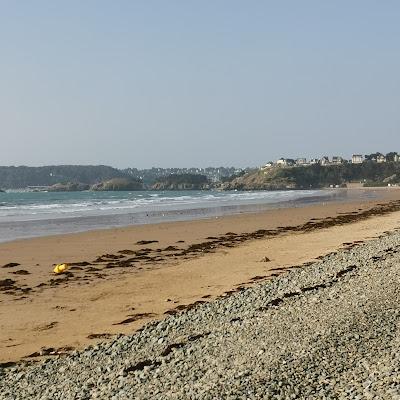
[11,270,30,275]
[34,321,58,331]
[87,333,113,339]
[113,313,156,325]
[1,263,20,269]
[135,240,159,245]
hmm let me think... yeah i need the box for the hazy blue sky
[1,1,399,168]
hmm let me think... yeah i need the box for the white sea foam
[0,190,329,222]
[0,189,348,242]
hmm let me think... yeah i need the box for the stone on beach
[1,228,400,398]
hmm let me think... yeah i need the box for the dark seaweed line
[15,200,400,297]
[257,264,358,312]
[123,263,364,373]
[123,200,400,263]
[124,332,211,373]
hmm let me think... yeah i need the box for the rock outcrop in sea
[47,182,90,192]
[90,178,143,191]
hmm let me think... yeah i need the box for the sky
[0,1,399,168]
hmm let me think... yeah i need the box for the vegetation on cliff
[48,182,90,192]
[0,165,127,189]
[124,167,242,185]
[151,174,210,190]
[90,178,143,191]
[222,162,400,190]
[2,162,399,192]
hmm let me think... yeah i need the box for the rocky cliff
[221,168,296,190]
[91,178,143,191]
[48,182,90,192]
[222,162,400,190]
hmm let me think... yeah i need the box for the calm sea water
[0,189,358,242]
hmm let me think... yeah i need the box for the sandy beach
[1,188,400,364]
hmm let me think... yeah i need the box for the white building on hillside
[332,156,344,164]
[320,156,330,165]
[296,158,307,165]
[352,154,364,164]
[276,158,295,167]
[377,154,386,163]
[276,158,287,166]
[261,162,274,169]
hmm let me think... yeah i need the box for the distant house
[365,153,384,162]
[352,154,364,164]
[276,158,287,166]
[377,154,386,163]
[261,162,274,169]
[310,158,320,165]
[296,158,307,166]
[386,152,400,162]
[320,156,330,166]
[276,158,295,167]
[331,156,344,165]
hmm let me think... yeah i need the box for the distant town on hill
[224,151,400,191]
[261,152,400,169]
[0,151,400,191]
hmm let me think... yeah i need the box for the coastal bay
[3,2,400,397]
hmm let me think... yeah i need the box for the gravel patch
[2,230,400,399]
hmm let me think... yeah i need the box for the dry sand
[1,188,400,364]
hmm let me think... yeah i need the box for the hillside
[124,167,241,185]
[222,162,400,190]
[151,174,210,190]
[0,165,129,189]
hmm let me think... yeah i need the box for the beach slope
[1,212,400,397]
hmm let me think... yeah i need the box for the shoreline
[1,188,400,364]
[0,188,386,244]
[1,188,397,269]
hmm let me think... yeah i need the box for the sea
[0,189,373,243]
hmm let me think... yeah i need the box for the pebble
[1,230,400,399]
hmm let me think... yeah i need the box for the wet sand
[1,188,400,364]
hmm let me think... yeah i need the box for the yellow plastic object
[53,263,68,274]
